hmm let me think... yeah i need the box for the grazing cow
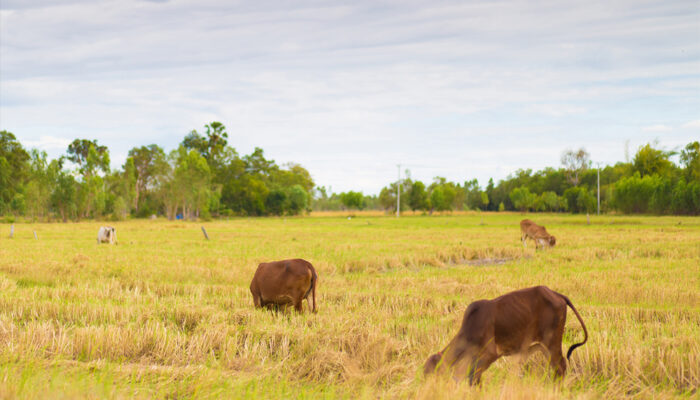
[424,286,587,384]
[97,226,118,244]
[250,258,317,313]
[520,219,556,250]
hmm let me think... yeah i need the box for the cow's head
[423,351,443,375]
[111,227,118,244]
[549,236,556,246]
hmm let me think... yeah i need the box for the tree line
[1,126,698,220]
[1,122,314,221]
[314,141,700,215]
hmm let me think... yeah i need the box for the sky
[1,0,699,194]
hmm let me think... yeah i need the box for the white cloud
[681,120,700,129]
[642,124,672,132]
[2,0,699,193]
[22,135,71,151]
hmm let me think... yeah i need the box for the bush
[563,186,595,214]
[613,173,675,214]
[509,187,536,211]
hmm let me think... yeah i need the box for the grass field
[0,213,698,399]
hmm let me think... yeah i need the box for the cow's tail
[557,292,588,361]
[304,263,317,313]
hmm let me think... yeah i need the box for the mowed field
[0,213,698,399]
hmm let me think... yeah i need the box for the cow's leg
[545,308,567,378]
[467,351,499,385]
[293,298,304,313]
[521,233,527,248]
[250,286,262,308]
[548,351,567,378]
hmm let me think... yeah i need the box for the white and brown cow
[97,226,118,244]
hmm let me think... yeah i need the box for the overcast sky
[1,0,699,194]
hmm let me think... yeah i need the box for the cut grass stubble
[0,213,698,398]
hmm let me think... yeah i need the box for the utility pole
[597,162,600,215]
[396,164,401,217]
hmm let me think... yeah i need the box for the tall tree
[182,121,229,167]
[66,141,110,218]
[561,148,590,186]
[408,180,428,211]
[339,191,366,210]
[0,131,30,214]
[633,143,674,177]
[51,167,77,222]
[127,144,166,211]
[66,139,110,178]
[679,141,700,181]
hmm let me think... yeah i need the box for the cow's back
[521,220,549,239]
[520,219,535,229]
[253,259,312,301]
[492,286,564,354]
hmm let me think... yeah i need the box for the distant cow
[424,286,587,384]
[97,226,117,244]
[520,219,556,250]
[250,258,317,313]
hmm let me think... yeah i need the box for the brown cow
[520,219,556,250]
[250,258,317,313]
[423,286,587,384]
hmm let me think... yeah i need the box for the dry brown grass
[0,213,698,398]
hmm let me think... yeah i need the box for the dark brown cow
[424,286,587,384]
[520,219,556,250]
[250,258,317,313]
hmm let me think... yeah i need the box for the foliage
[2,131,699,219]
[0,123,319,220]
[561,148,589,186]
[632,143,676,178]
[509,186,537,212]
[0,131,30,214]
[406,180,427,211]
[679,141,700,181]
[563,186,595,214]
[339,191,366,210]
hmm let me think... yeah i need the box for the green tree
[173,147,212,219]
[66,139,110,178]
[24,150,60,220]
[51,170,77,222]
[127,144,166,212]
[509,187,536,212]
[408,180,429,211]
[563,186,595,214]
[266,189,287,216]
[464,179,488,210]
[340,191,366,210]
[182,122,229,163]
[633,143,674,178]
[679,141,700,182]
[0,131,30,214]
[537,191,561,212]
[428,178,457,212]
[286,185,309,215]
